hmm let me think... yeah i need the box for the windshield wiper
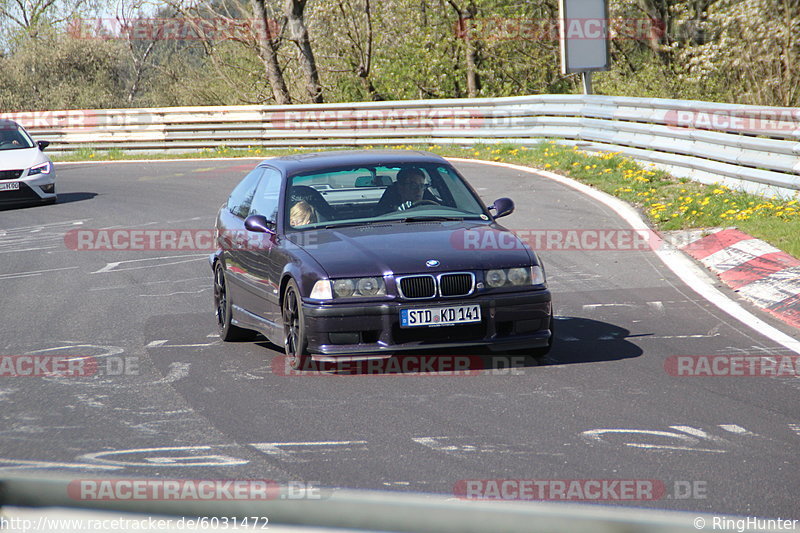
[322,220,386,229]
[397,215,469,222]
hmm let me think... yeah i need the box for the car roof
[0,119,22,130]
[257,149,449,175]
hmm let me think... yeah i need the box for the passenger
[290,200,318,227]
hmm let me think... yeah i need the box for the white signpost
[559,0,610,94]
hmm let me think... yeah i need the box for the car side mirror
[245,214,277,234]
[37,140,50,151]
[489,197,514,219]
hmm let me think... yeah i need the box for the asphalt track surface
[1,159,799,519]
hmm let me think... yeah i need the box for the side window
[248,167,282,221]
[227,167,264,218]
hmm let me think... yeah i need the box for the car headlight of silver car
[485,266,545,288]
[28,162,51,176]
[310,277,387,300]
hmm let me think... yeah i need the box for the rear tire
[214,262,255,341]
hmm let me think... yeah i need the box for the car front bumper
[0,174,56,207]
[302,290,552,358]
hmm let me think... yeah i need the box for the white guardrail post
[1,95,798,196]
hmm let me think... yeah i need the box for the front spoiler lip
[310,331,551,358]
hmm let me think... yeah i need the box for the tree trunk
[250,0,292,104]
[448,0,480,98]
[284,0,324,103]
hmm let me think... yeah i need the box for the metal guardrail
[2,95,799,196]
[0,477,757,533]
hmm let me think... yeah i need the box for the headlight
[484,266,546,288]
[28,162,51,176]
[332,277,386,298]
[507,267,529,285]
[486,269,507,288]
[356,277,382,296]
[310,280,333,300]
[333,279,355,298]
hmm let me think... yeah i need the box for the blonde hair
[290,200,317,227]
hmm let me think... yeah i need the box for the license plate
[400,305,481,327]
[0,182,19,192]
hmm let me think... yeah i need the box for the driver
[376,167,434,213]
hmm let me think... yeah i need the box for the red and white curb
[680,228,800,329]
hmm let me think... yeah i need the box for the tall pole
[582,72,593,95]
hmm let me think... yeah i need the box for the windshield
[0,123,35,150]
[285,163,488,229]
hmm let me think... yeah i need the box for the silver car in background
[0,119,57,207]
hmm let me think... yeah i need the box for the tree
[283,0,323,102]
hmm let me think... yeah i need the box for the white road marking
[146,340,168,347]
[411,437,458,452]
[451,159,800,356]
[80,446,248,467]
[582,428,724,453]
[624,444,726,453]
[156,362,191,384]
[92,254,207,274]
[582,303,635,313]
[0,245,60,254]
[561,333,719,341]
[139,288,209,297]
[718,424,758,436]
[0,219,90,232]
[250,441,369,462]
[28,344,124,360]
[147,341,219,348]
[0,266,78,280]
[411,437,562,456]
[0,459,123,471]
[252,440,368,447]
[640,333,721,339]
[670,426,732,444]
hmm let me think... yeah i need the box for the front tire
[214,262,254,341]
[282,279,309,370]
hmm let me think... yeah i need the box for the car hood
[291,221,535,278]
[0,147,46,172]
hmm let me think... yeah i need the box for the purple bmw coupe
[211,150,553,369]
